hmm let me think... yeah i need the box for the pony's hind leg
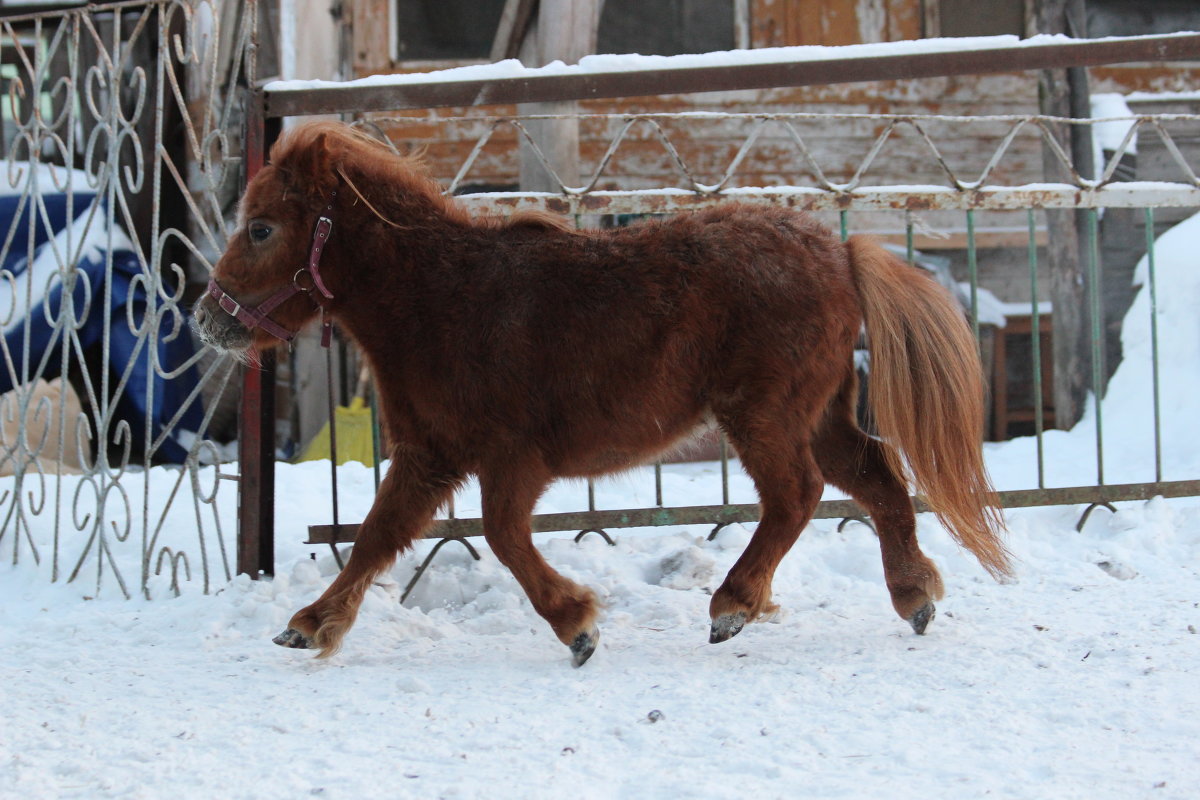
[813,383,944,633]
[708,420,824,644]
[276,450,461,657]
[479,463,601,667]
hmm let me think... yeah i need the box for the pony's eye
[248,222,273,243]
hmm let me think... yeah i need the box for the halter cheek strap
[206,191,338,348]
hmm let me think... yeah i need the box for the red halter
[206,191,338,348]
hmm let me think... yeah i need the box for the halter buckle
[217,293,242,317]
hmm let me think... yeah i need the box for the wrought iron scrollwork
[0,0,254,598]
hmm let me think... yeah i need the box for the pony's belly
[554,414,717,478]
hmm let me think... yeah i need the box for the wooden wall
[347,0,1194,196]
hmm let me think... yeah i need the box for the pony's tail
[847,236,1012,579]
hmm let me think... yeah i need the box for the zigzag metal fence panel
[0,0,255,598]
[248,34,1200,589]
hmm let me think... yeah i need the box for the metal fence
[2,6,1194,602]
[247,34,1200,590]
[0,0,253,597]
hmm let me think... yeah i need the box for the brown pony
[194,122,1010,666]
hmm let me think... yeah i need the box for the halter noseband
[206,190,338,348]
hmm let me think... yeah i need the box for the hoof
[908,602,936,635]
[273,628,313,649]
[709,611,747,644]
[569,628,599,667]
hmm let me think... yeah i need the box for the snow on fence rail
[261,32,1200,116]
[246,33,1200,594]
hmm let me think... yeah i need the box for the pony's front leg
[274,451,461,658]
[480,465,601,667]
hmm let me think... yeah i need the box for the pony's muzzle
[192,294,253,352]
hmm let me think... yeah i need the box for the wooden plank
[490,0,537,62]
[818,0,860,47]
[886,0,924,41]
[1035,0,1089,431]
[1092,64,1200,95]
[351,0,391,75]
[236,101,277,580]
[517,0,600,191]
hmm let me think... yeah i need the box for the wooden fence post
[236,90,278,579]
[1036,0,1092,430]
[516,0,601,192]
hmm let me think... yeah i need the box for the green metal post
[1086,209,1105,484]
[966,210,979,343]
[1028,209,1046,488]
[1144,208,1162,482]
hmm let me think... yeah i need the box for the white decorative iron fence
[0,0,254,597]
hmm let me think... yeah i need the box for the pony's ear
[269,126,341,204]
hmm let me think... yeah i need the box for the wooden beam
[517,0,600,192]
[237,97,277,580]
[491,0,538,62]
[1035,0,1090,430]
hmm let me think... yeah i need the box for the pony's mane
[269,122,470,224]
[269,122,576,234]
[488,209,574,232]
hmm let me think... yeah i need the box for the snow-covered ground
[2,212,1199,798]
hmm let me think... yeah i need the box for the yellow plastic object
[296,396,375,466]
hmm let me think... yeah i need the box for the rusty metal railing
[263,32,1200,117]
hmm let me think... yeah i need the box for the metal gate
[0,0,254,597]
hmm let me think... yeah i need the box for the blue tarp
[0,189,203,463]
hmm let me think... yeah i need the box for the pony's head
[193,122,424,354]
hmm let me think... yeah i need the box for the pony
[194,121,1010,667]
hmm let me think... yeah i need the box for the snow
[1091,93,1139,158]
[266,35,1021,92]
[1091,93,1138,188]
[0,161,97,196]
[961,283,1020,328]
[1126,90,1200,103]
[3,212,1200,798]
